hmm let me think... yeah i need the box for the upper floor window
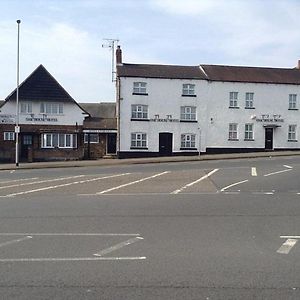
[84,133,99,143]
[131,132,147,148]
[40,103,63,115]
[4,132,15,141]
[228,123,238,140]
[131,105,148,119]
[180,106,196,121]
[182,84,195,96]
[244,123,254,140]
[288,125,297,141]
[245,93,254,109]
[181,134,196,149]
[289,94,297,110]
[133,82,147,95]
[20,102,32,114]
[229,92,239,108]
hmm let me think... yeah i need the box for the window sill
[130,147,148,150]
[131,118,150,121]
[244,139,255,141]
[288,108,298,111]
[288,140,298,142]
[229,107,240,109]
[180,120,198,123]
[228,139,239,141]
[181,94,197,97]
[132,93,148,96]
[245,107,255,109]
[180,148,197,150]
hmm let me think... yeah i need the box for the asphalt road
[0,156,300,299]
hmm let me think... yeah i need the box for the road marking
[2,173,130,197]
[0,177,38,185]
[277,239,298,254]
[96,171,170,195]
[10,170,15,174]
[280,236,300,239]
[264,169,292,177]
[0,175,85,190]
[171,169,219,194]
[220,179,249,192]
[0,257,146,262]
[0,236,32,248]
[251,167,257,176]
[94,236,143,257]
[283,165,293,169]
[0,233,141,236]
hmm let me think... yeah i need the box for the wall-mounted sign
[0,114,15,124]
[83,129,117,133]
[149,118,180,123]
[26,117,58,122]
[255,114,284,123]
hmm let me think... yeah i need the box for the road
[0,156,300,299]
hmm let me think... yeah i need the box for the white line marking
[94,236,143,257]
[10,170,15,174]
[0,175,85,190]
[277,239,298,254]
[0,236,32,248]
[280,236,300,239]
[0,233,140,236]
[171,169,219,194]
[96,171,170,195]
[3,173,130,197]
[0,177,38,185]
[220,180,249,192]
[0,257,146,262]
[251,167,257,176]
[264,169,292,177]
[284,165,293,169]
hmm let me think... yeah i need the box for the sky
[0,0,300,103]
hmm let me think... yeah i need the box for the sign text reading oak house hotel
[256,114,284,123]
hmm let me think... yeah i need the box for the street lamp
[15,19,21,167]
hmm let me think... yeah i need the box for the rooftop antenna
[102,38,119,82]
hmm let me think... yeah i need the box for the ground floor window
[228,123,238,140]
[4,132,15,141]
[41,133,77,148]
[181,134,196,148]
[84,133,99,143]
[244,123,254,140]
[131,133,147,148]
[288,125,297,141]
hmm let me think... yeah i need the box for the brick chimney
[297,59,300,69]
[116,45,122,65]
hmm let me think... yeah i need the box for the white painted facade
[118,74,300,156]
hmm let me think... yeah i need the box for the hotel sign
[0,114,15,124]
[255,114,284,123]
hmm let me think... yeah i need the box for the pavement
[1,150,300,170]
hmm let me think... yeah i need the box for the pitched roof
[201,65,300,85]
[117,63,206,80]
[80,102,116,118]
[117,62,300,85]
[5,64,77,102]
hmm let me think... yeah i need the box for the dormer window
[133,82,147,95]
[182,84,195,96]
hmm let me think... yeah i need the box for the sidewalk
[1,151,300,171]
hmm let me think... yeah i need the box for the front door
[265,128,273,150]
[107,133,117,154]
[21,134,33,161]
[159,133,172,156]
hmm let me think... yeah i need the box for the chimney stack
[116,45,122,65]
[298,59,300,69]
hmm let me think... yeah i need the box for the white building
[116,46,300,158]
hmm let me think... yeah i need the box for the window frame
[4,132,15,141]
[133,82,147,95]
[20,102,33,114]
[229,92,239,108]
[182,84,196,96]
[289,94,297,110]
[84,133,99,143]
[41,133,77,149]
[228,123,238,141]
[244,123,254,141]
[180,106,197,121]
[180,133,196,149]
[288,124,297,141]
[131,104,149,120]
[40,102,64,115]
[130,132,147,149]
[245,92,254,109]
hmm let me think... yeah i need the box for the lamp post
[15,19,21,167]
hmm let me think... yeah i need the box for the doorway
[107,133,117,154]
[159,133,173,156]
[265,128,273,150]
[21,134,33,161]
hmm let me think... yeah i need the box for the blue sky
[1,0,300,102]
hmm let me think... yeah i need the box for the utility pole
[102,38,119,82]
